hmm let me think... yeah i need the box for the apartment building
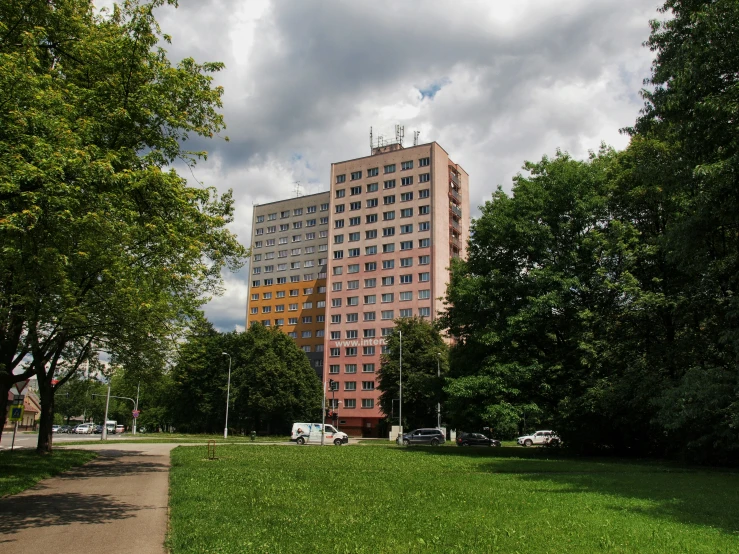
[245,142,469,437]
[245,192,331,374]
[324,142,469,437]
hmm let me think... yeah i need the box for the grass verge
[0,449,98,497]
[59,434,288,446]
[168,444,739,553]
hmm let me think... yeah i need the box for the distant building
[245,141,469,437]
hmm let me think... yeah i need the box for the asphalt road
[0,431,112,451]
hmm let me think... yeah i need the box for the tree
[0,0,247,452]
[377,317,448,431]
[170,322,322,435]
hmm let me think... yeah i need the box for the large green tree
[377,317,448,431]
[170,322,322,435]
[0,0,247,453]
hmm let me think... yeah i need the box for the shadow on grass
[397,445,739,536]
[57,452,168,480]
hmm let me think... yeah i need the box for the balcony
[449,170,460,186]
[450,204,462,218]
[449,235,460,248]
[448,187,461,204]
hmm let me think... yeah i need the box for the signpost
[132,410,140,418]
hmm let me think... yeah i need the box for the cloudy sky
[130,0,665,332]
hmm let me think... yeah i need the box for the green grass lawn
[59,433,288,446]
[168,444,739,554]
[0,449,98,497]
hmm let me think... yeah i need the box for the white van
[291,423,349,446]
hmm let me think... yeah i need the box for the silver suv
[398,428,445,446]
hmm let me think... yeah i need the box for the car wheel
[334,438,342,446]
[524,439,533,447]
[430,438,440,446]
[462,442,469,447]
[403,439,410,446]
[296,437,305,445]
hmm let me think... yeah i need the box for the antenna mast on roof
[413,130,420,146]
[369,127,373,155]
[294,181,302,197]
[395,124,405,146]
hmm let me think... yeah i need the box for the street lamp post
[101,379,111,441]
[222,352,232,439]
[133,381,140,435]
[437,352,441,429]
[399,330,403,443]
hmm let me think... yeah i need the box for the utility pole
[101,379,111,441]
[399,330,403,443]
[437,352,442,429]
[133,381,140,435]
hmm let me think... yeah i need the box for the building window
[419,307,431,317]
[331,298,342,308]
[349,217,361,226]
[330,364,340,373]
[381,310,394,320]
[419,272,430,282]
[330,348,340,357]
[254,241,263,249]
[362,399,374,409]
[419,205,430,215]
[364,312,376,321]
[400,224,413,234]
[400,291,412,301]
[307,206,316,214]
[383,211,395,221]
[364,278,376,288]
[419,222,430,231]
[400,208,413,218]
[363,346,375,355]
[348,264,360,273]
[252,280,260,287]
[366,214,378,224]
[418,289,431,299]
[364,295,376,304]
[384,179,396,189]
[346,313,359,323]
[351,171,362,180]
[336,175,346,184]
[301,331,312,338]
[331,331,341,340]
[335,219,344,228]
[363,363,375,373]
[348,248,360,257]
[335,204,345,214]
[401,160,413,170]
[350,202,361,211]
[400,257,413,267]
[400,274,412,284]
[384,164,395,174]
[250,307,258,315]
[364,329,376,338]
[382,259,394,270]
[347,280,359,290]
[365,262,377,271]
[346,330,358,339]
[382,293,394,302]
[366,198,378,208]
[344,399,357,409]
[383,243,395,253]
[362,381,375,391]
[345,348,357,357]
[351,186,362,195]
[419,238,430,248]
[383,195,395,205]
[400,308,412,317]
[366,229,377,239]
[367,182,378,193]
[382,276,394,286]
[331,314,342,324]
[345,364,357,374]
[419,189,430,199]
[365,245,377,255]
[383,227,395,237]
[419,173,430,183]
[347,296,359,306]
[401,176,413,186]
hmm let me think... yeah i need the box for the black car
[456,432,500,447]
[398,428,445,446]
[93,424,103,434]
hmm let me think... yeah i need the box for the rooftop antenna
[294,181,302,197]
[395,124,405,146]
[369,127,373,154]
[413,130,420,146]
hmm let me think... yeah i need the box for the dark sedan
[456,432,500,447]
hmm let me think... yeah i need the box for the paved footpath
[0,443,175,554]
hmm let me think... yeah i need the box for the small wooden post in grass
[207,440,217,460]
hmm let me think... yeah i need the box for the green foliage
[377,317,448,430]
[170,322,322,435]
[0,450,97,497]
[0,0,247,451]
[168,445,739,553]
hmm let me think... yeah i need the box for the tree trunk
[36,382,55,454]
[0,381,9,444]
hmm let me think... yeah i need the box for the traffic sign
[132,410,140,418]
[9,405,24,422]
[10,380,29,396]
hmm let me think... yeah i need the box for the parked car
[59,425,72,433]
[456,432,500,447]
[74,424,94,434]
[115,425,125,434]
[398,428,445,446]
[517,430,560,447]
[93,424,103,434]
[52,425,61,433]
[291,422,349,446]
